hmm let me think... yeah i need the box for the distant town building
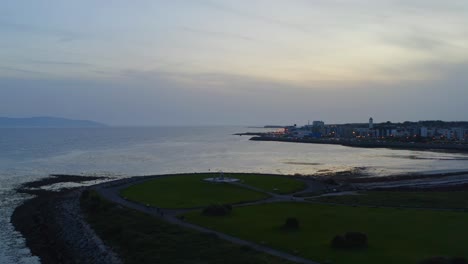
[273,118,468,142]
[453,128,466,140]
[420,127,428,137]
[312,121,325,128]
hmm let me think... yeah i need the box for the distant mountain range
[0,117,107,128]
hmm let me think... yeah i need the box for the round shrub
[283,217,299,229]
[345,232,367,247]
[331,235,347,248]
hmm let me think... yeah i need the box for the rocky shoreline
[11,176,121,264]
[10,172,468,264]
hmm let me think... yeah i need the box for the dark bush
[283,217,299,229]
[331,232,367,249]
[345,232,367,247]
[331,235,346,248]
[202,204,232,216]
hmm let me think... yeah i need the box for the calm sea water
[1,126,468,263]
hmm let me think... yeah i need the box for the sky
[1,0,468,126]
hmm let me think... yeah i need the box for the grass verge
[81,190,293,264]
[120,174,276,208]
[310,191,468,209]
[184,202,468,264]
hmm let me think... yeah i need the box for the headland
[11,171,468,264]
[242,119,468,153]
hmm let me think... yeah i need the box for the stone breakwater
[55,190,121,264]
[11,179,121,264]
[12,172,468,264]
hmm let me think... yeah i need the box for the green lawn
[184,202,468,264]
[120,174,270,209]
[230,174,306,194]
[310,191,468,209]
[81,191,293,264]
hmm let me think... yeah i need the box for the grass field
[120,174,271,208]
[81,191,293,264]
[184,202,468,264]
[310,191,468,209]
[231,174,306,194]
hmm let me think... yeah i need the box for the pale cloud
[179,26,256,42]
[29,60,93,67]
[3,0,468,83]
[1,1,468,125]
[0,66,45,75]
[0,20,82,43]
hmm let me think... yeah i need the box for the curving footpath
[91,174,468,264]
[93,177,320,264]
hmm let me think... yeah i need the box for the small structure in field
[204,172,240,183]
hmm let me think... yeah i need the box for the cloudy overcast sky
[1,0,467,125]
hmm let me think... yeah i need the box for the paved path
[91,174,468,264]
[289,177,336,197]
[305,197,468,212]
[93,177,320,264]
[356,173,468,190]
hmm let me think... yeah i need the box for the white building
[312,121,325,127]
[453,128,466,140]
